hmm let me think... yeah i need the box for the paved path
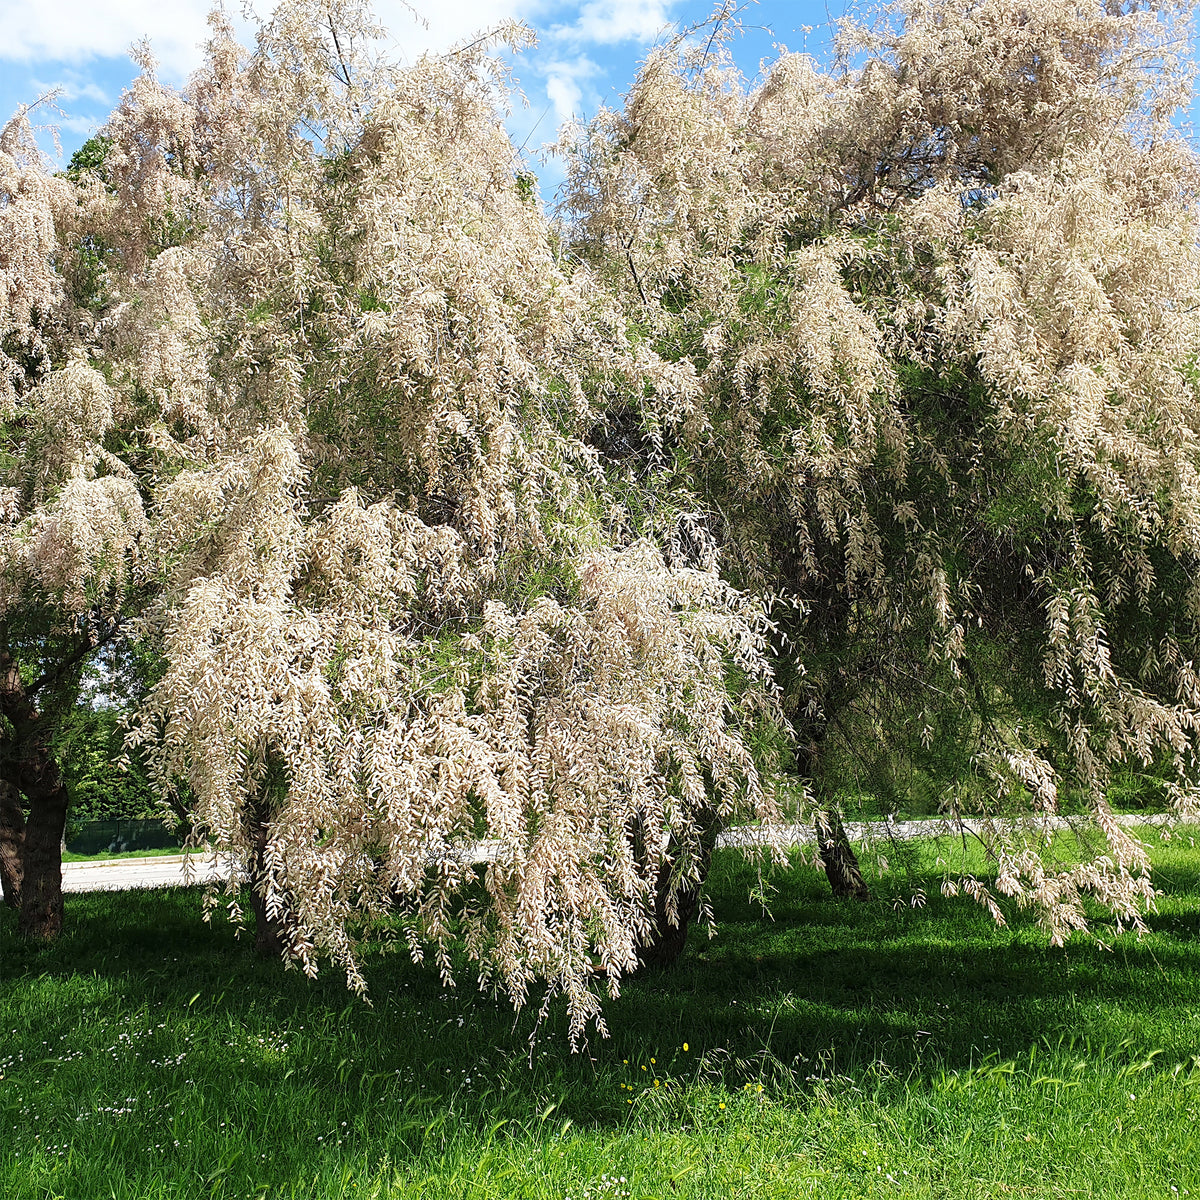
[59,852,230,894]
[716,811,1174,850]
[28,812,1177,897]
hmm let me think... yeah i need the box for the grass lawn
[3,828,1200,1199]
[61,845,194,863]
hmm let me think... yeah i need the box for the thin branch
[327,14,363,123]
[28,617,122,701]
[622,234,649,307]
[446,25,516,58]
[700,0,737,71]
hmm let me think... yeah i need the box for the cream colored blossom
[563,0,1200,944]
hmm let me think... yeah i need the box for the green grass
[61,845,195,863]
[3,828,1200,1199]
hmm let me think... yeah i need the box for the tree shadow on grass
[2,849,1200,1196]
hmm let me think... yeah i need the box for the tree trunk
[0,632,102,937]
[18,758,69,939]
[246,789,288,958]
[815,809,871,901]
[1,646,71,938]
[0,779,25,910]
[249,883,287,958]
[637,806,721,970]
[793,701,872,902]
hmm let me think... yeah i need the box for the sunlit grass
[61,845,194,863]
[3,826,1200,1198]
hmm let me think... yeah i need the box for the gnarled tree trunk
[1,648,72,938]
[18,756,69,939]
[0,779,25,910]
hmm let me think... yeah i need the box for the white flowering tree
[103,0,793,1041]
[561,0,1200,938]
[0,63,215,936]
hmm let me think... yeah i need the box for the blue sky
[2,0,1195,207]
[0,1,844,203]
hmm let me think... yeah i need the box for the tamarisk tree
[561,0,1200,938]
[0,71,212,935]
[122,0,792,1040]
[16,0,1198,1031]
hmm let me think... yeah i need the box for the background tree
[560,0,1200,938]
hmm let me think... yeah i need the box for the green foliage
[61,844,191,862]
[54,705,158,826]
[61,135,114,187]
[514,171,537,204]
[55,135,119,313]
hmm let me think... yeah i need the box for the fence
[65,819,184,856]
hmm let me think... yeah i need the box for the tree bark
[815,808,871,901]
[17,758,69,939]
[793,698,872,902]
[1,646,72,938]
[246,788,289,958]
[0,779,25,910]
[637,805,721,970]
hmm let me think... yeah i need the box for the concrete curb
[714,810,1178,849]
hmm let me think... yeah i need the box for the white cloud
[0,0,547,80]
[30,74,109,106]
[0,0,687,190]
[57,114,104,137]
[544,73,582,124]
[541,53,600,124]
[551,0,675,46]
[0,0,222,79]
[378,0,546,60]
[0,1,684,78]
